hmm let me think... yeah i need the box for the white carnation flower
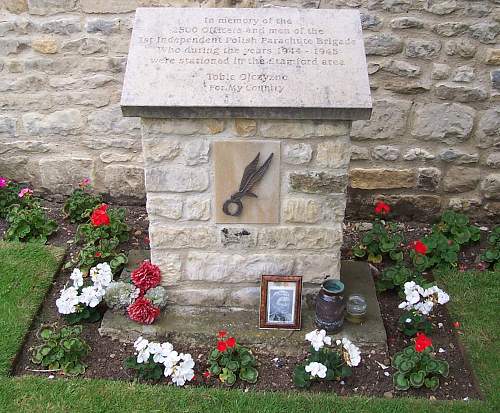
[56,286,80,314]
[305,329,332,351]
[70,268,84,288]
[170,353,195,386]
[305,362,327,379]
[342,338,361,367]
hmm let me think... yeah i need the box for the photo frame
[259,275,302,330]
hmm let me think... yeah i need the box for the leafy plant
[398,310,433,337]
[207,332,258,386]
[376,264,426,294]
[124,356,164,381]
[4,203,58,243]
[437,210,481,246]
[68,207,129,273]
[294,331,361,389]
[63,188,103,223]
[392,343,449,391]
[481,225,500,271]
[64,306,103,325]
[0,180,22,218]
[31,324,90,376]
[352,221,404,264]
[411,231,460,271]
[294,346,352,388]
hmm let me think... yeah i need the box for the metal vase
[314,279,346,332]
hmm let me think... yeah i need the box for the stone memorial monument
[120,7,371,312]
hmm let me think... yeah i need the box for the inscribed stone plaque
[214,140,280,224]
[121,8,372,120]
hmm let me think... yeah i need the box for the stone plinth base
[99,257,387,355]
[142,118,351,308]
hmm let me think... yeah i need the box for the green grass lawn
[0,242,498,412]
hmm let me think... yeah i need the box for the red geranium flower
[412,240,428,255]
[218,330,227,339]
[415,332,432,353]
[131,260,161,291]
[217,341,227,352]
[127,297,160,325]
[203,371,211,379]
[95,252,102,258]
[226,337,236,348]
[452,321,460,329]
[90,204,110,227]
[374,201,390,215]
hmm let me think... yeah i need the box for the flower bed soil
[3,200,484,400]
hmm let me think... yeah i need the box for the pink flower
[0,177,7,188]
[18,188,33,198]
[79,178,91,188]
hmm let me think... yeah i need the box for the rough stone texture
[0,0,497,220]
[315,139,351,168]
[443,167,481,193]
[350,168,415,189]
[289,171,348,194]
[481,174,500,200]
[283,143,313,165]
[39,157,94,194]
[411,103,475,143]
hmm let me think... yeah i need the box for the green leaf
[239,366,259,384]
[409,371,425,388]
[293,365,311,388]
[437,360,449,377]
[393,372,410,391]
[424,376,440,391]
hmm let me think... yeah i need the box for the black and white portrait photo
[260,276,302,330]
[267,287,295,323]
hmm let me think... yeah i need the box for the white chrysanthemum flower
[144,286,168,309]
[56,286,80,314]
[305,329,332,351]
[104,281,140,309]
[79,285,105,308]
[342,338,361,367]
[91,263,113,288]
[170,353,195,386]
[70,268,84,288]
[305,362,327,379]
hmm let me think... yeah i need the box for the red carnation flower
[131,260,161,291]
[217,341,227,352]
[127,297,160,325]
[218,330,227,339]
[226,337,236,348]
[412,240,428,255]
[90,204,110,227]
[414,332,432,353]
[374,201,390,215]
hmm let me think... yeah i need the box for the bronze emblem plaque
[214,140,280,224]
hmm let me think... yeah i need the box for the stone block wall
[0,0,499,220]
[142,118,349,308]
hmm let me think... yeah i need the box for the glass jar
[345,293,367,324]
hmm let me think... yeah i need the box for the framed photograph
[259,275,302,330]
